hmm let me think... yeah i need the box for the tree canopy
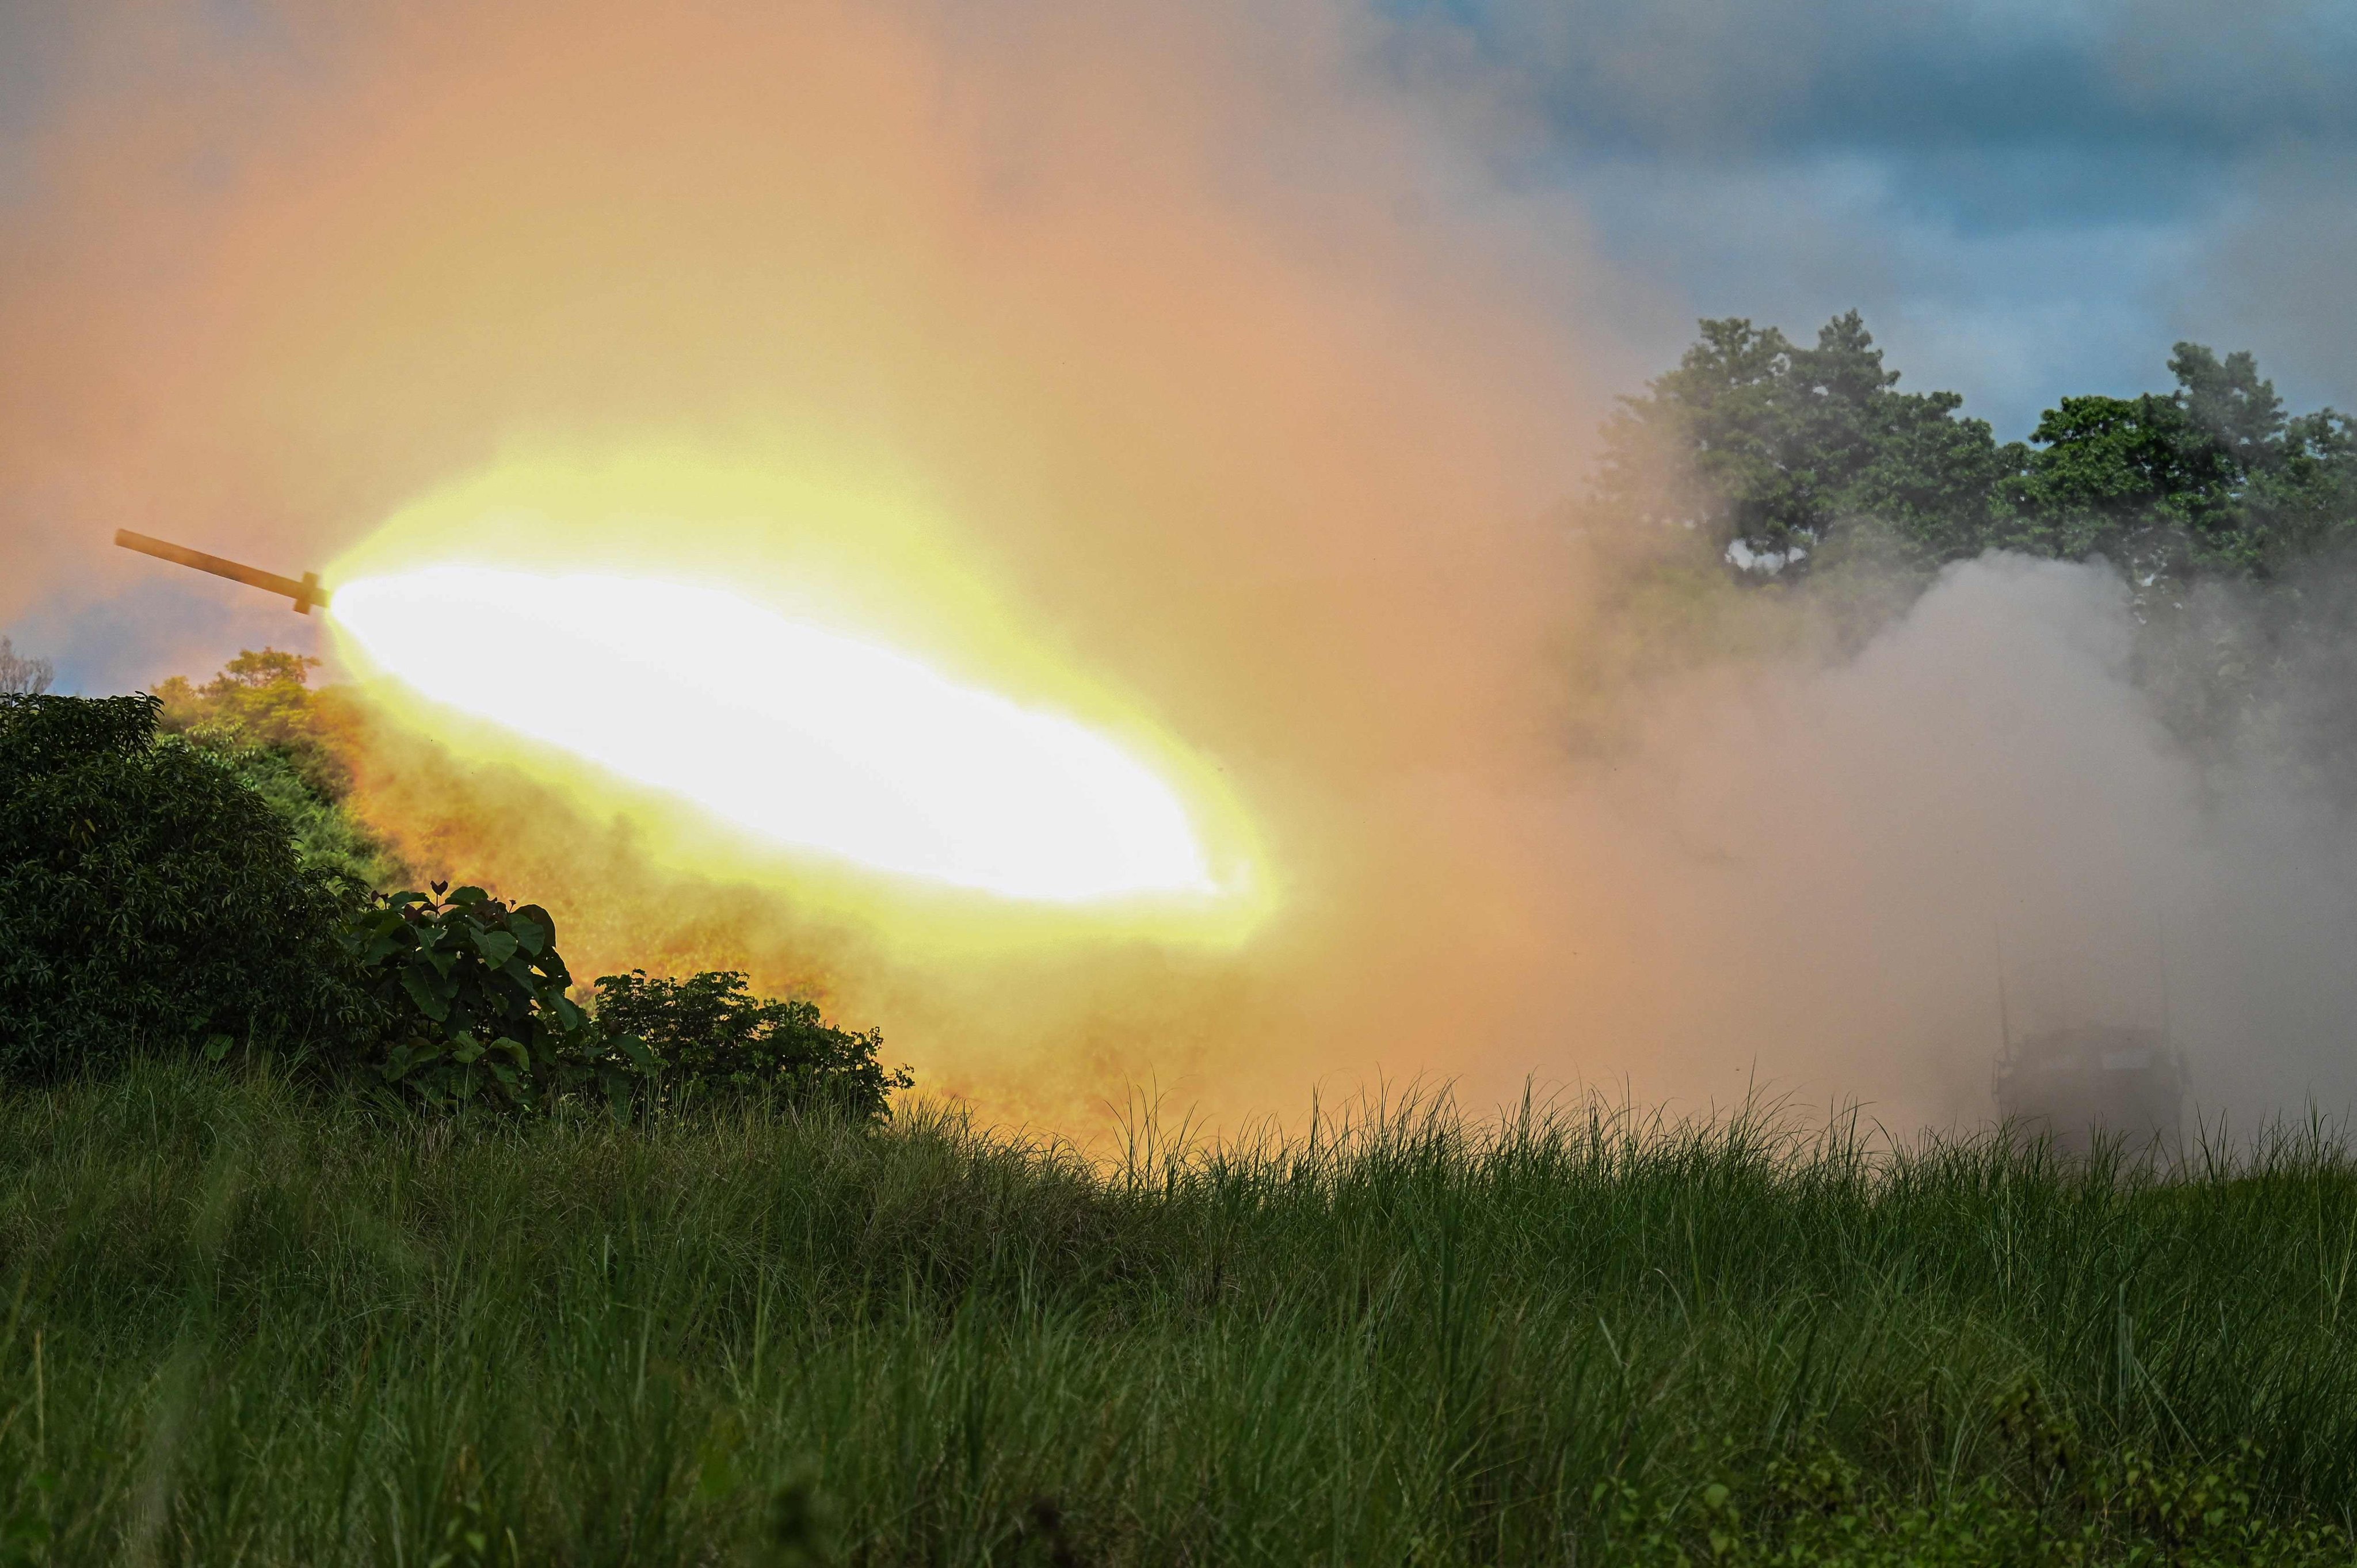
[1596,313,2357,585]
[154,647,399,891]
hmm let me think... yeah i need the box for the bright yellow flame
[331,566,1226,903]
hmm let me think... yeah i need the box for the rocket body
[113,531,327,614]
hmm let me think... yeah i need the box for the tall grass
[1,1063,2353,1563]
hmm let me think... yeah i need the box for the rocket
[113,530,329,615]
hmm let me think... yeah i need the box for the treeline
[1596,311,2357,585]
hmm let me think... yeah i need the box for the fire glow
[330,566,1225,905]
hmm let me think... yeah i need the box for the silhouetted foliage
[348,887,909,1121]
[2,666,905,1119]
[0,692,367,1081]
[593,968,912,1120]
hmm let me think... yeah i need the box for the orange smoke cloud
[0,0,1654,1130]
[10,1,2354,1136]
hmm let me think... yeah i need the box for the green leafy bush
[0,692,365,1081]
[344,883,596,1111]
[592,968,911,1121]
[349,891,908,1121]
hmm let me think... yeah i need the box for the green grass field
[5,1063,2356,1565]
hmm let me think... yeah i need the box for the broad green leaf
[509,910,550,957]
[399,966,451,1023]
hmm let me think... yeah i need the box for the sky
[1375,0,2357,436]
[6,0,2354,692]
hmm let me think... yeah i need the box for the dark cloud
[1386,1,2355,223]
[1371,0,2357,434]
[2200,150,2357,412]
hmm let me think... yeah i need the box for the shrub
[348,892,909,1122]
[344,883,597,1112]
[0,692,366,1081]
[592,968,912,1121]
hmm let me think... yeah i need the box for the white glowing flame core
[331,567,1218,902]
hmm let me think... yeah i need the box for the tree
[1595,315,2357,585]
[2263,408,2357,562]
[0,636,54,696]
[2012,345,2357,578]
[155,647,348,793]
[1593,311,2022,574]
[2011,393,2217,568]
[155,648,397,890]
[2172,344,2286,472]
